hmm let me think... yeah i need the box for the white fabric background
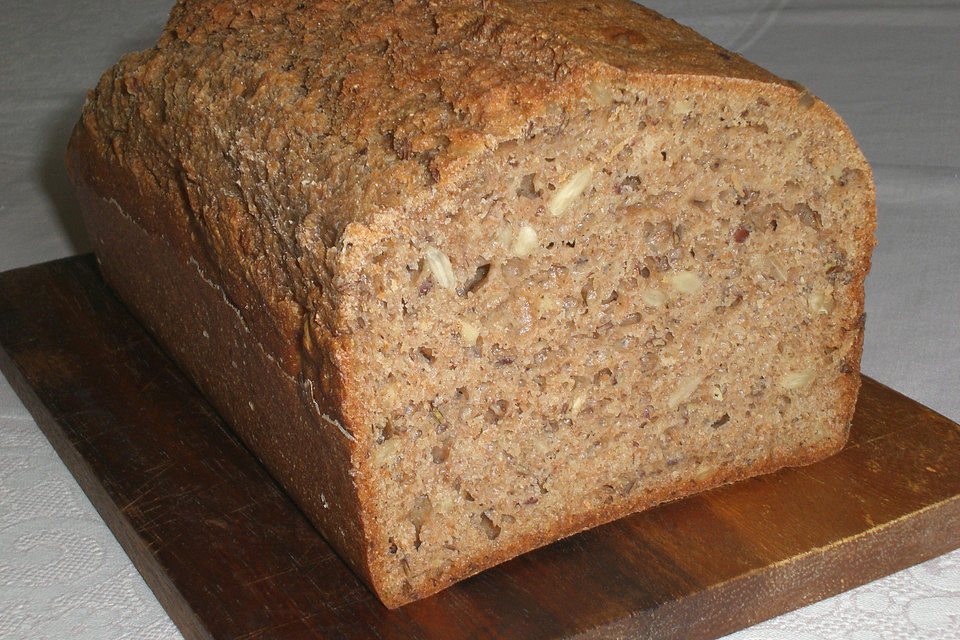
[1,1,958,638]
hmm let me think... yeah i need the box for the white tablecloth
[1,1,958,638]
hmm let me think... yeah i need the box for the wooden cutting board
[1,254,958,640]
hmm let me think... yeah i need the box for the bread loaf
[67,0,876,607]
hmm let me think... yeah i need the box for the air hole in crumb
[408,495,432,550]
[485,399,509,423]
[407,261,421,282]
[793,203,822,229]
[374,420,398,444]
[661,151,668,161]
[580,278,595,305]
[417,346,435,363]
[615,175,641,194]
[479,512,501,540]
[431,442,450,463]
[460,263,490,296]
[594,367,615,385]
[492,344,516,366]
[837,168,862,186]
[516,173,540,199]
[711,413,730,428]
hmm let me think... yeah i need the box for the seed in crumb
[765,255,788,282]
[672,97,694,114]
[372,438,400,467]
[641,289,667,307]
[779,368,816,389]
[589,83,615,106]
[511,225,538,257]
[808,292,835,315]
[425,246,456,289]
[548,166,594,215]
[569,393,587,415]
[668,374,703,409]
[459,321,479,346]
[669,271,700,295]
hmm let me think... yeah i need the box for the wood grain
[1,255,958,640]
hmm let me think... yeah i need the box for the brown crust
[67,156,376,588]
[67,0,876,608]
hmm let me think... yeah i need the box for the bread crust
[68,0,875,607]
[67,160,377,586]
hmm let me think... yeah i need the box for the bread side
[68,0,875,607]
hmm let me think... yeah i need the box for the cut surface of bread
[67,0,876,607]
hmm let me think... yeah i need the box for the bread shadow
[36,18,166,257]
[38,98,92,255]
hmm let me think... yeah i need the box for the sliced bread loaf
[67,0,876,607]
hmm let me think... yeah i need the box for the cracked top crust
[80,0,785,317]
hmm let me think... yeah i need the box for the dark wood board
[1,254,958,640]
